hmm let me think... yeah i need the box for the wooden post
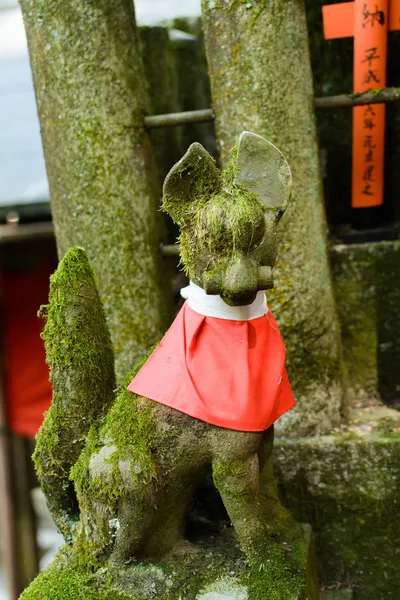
[0,312,22,599]
[11,434,40,588]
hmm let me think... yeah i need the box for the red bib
[127,302,294,432]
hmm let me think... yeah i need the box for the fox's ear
[233,131,292,212]
[162,143,221,225]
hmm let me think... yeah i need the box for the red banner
[3,263,53,438]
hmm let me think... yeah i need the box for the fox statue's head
[162,131,291,307]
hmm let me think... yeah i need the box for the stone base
[320,591,353,600]
[20,526,317,599]
[275,407,400,600]
[331,240,400,405]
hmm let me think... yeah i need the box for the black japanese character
[364,118,376,130]
[364,135,377,149]
[363,165,375,182]
[362,183,375,196]
[362,47,380,66]
[362,5,385,27]
[364,105,376,117]
[364,149,374,162]
[363,69,380,84]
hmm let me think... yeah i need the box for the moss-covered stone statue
[22,133,317,600]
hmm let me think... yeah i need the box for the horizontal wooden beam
[161,244,180,257]
[144,108,214,129]
[0,222,54,243]
[144,88,400,130]
[314,87,400,110]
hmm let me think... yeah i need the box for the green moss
[163,140,265,285]
[71,365,158,510]
[246,537,309,600]
[34,247,116,542]
[331,241,400,405]
[21,526,315,600]
[19,548,130,600]
[274,418,400,599]
[19,0,173,382]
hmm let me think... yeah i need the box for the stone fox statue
[35,132,302,571]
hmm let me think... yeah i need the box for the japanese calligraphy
[363,135,377,149]
[362,46,380,65]
[322,0,393,207]
[362,4,385,26]
[361,105,378,196]
[363,68,380,83]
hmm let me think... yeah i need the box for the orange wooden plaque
[323,0,400,208]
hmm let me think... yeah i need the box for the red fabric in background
[3,263,53,438]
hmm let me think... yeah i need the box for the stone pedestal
[331,240,400,405]
[21,526,317,599]
[275,408,400,600]
[320,591,353,600]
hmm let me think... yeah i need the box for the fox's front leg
[212,453,267,563]
[258,426,302,540]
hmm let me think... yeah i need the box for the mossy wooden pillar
[201,0,346,435]
[19,0,172,380]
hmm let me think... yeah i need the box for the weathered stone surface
[201,0,346,436]
[19,0,173,380]
[320,591,353,600]
[331,241,400,406]
[196,577,248,600]
[274,407,400,599]
[34,247,116,542]
[20,527,317,600]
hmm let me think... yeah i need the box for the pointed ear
[233,132,292,212]
[162,142,221,224]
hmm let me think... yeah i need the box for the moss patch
[19,548,130,600]
[274,409,400,599]
[19,0,173,381]
[21,526,315,600]
[331,241,400,406]
[70,357,159,511]
[34,247,116,542]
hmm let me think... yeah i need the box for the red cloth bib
[128,302,294,432]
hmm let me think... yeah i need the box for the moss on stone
[70,358,158,511]
[162,139,266,298]
[201,0,346,435]
[19,548,130,600]
[34,247,116,542]
[331,241,400,406]
[21,526,316,600]
[19,0,173,381]
[274,409,400,599]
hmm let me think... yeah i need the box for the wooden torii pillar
[323,0,400,207]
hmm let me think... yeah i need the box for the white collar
[180,281,268,321]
